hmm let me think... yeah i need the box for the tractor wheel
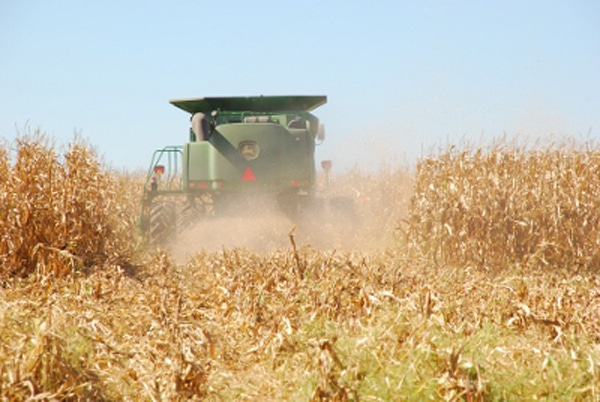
[148,200,176,246]
[178,197,201,231]
[178,194,216,230]
[199,192,215,216]
[277,190,311,220]
[277,190,299,219]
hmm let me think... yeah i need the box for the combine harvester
[138,95,354,245]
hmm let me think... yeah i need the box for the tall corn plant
[0,132,137,278]
[406,143,600,270]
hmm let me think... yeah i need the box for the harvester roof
[170,95,327,114]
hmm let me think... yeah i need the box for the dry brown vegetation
[406,142,600,270]
[1,135,600,400]
[0,132,139,279]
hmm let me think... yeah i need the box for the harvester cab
[139,95,328,245]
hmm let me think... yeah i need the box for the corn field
[0,133,139,278]
[406,143,600,270]
[1,134,599,400]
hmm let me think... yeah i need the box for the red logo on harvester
[241,167,256,181]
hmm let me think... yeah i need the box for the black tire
[178,193,216,230]
[278,190,312,220]
[277,190,300,219]
[149,201,176,246]
[178,197,200,231]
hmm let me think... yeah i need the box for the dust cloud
[168,170,412,263]
[169,201,376,263]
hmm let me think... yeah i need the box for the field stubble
[1,134,600,400]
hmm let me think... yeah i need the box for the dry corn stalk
[406,143,600,270]
[0,132,139,279]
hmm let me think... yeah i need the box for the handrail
[143,146,183,191]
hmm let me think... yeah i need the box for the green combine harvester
[139,95,330,245]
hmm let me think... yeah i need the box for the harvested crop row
[2,248,599,400]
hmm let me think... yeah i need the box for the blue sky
[1,1,599,172]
